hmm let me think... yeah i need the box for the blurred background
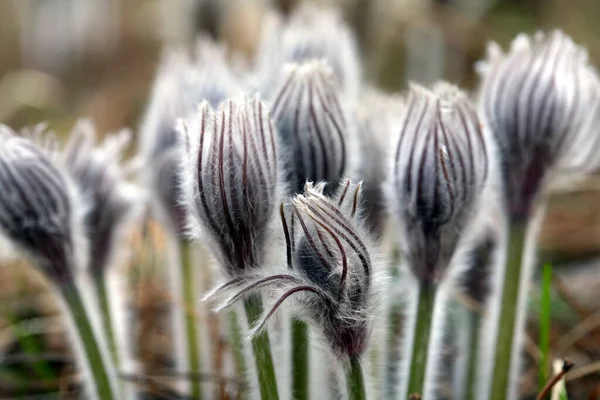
[0,0,599,398]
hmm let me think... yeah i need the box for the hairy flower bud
[389,83,489,284]
[180,97,280,276]
[256,5,360,99]
[271,61,349,195]
[139,39,240,235]
[477,30,600,220]
[208,182,382,359]
[0,126,85,285]
[62,120,141,277]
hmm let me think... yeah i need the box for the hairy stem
[346,356,366,400]
[292,319,309,400]
[406,283,436,398]
[384,248,403,398]
[386,302,403,397]
[180,240,203,400]
[491,221,527,400]
[244,295,279,400]
[228,309,247,396]
[60,282,118,399]
[93,275,120,368]
[465,309,482,400]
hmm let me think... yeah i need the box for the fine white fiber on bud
[0,126,87,286]
[139,38,241,235]
[388,82,490,285]
[62,120,143,277]
[255,5,361,100]
[208,181,385,360]
[179,96,281,277]
[271,61,353,195]
[477,30,600,220]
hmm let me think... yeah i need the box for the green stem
[406,283,436,398]
[539,263,553,390]
[346,356,366,400]
[244,295,279,400]
[292,319,309,400]
[180,240,203,399]
[93,275,120,368]
[228,309,247,396]
[465,309,481,400]
[60,283,117,399]
[491,221,527,400]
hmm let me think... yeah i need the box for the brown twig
[537,359,574,400]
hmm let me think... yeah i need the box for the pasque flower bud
[179,96,281,276]
[139,40,241,235]
[389,83,490,284]
[256,4,360,99]
[271,61,350,195]
[477,30,600,220]
[0,126,86,285]
[62,120,140,277]
[209,181,382,359]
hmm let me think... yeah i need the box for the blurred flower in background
[1,1,600,399]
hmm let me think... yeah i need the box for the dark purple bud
[271,61,349,195]
[0,126,85,285]
[477,30,600,220]
[389,83,489,285]
[180,97,280,277]
[62,121,140,277]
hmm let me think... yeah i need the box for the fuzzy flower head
[389,83,490,285]
[180,97,280,277]
[0,127,86,285]
[210,181,382,359]
[271,61,350,195]
[139,39,241,235]
[62,120,141,277]
[477,30,600,220]
[256,5,361,99]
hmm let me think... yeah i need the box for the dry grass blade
[565,360,600,382]
[553,311,600,355]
